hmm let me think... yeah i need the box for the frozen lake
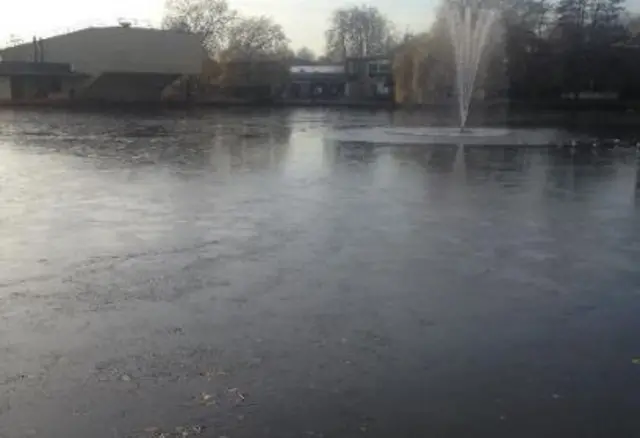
[1,107,640,437]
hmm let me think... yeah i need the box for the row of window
[368,62,390,75]
[346,60,391,76]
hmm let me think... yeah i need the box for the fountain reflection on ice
[328,126,564,146]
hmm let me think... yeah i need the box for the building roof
[0,26,199,53]
[345,56,390,62]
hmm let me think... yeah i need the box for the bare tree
[295,47,316,62]
[223,16,290,60]
[326,9,350,60]
[325,5,396,60]
[162,0,237,55]
[3,34,25,49]
[628,13,640,36]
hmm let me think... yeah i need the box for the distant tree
[498,0,558,98]
[316,54,333,63]
[500,0,553,36]
[552,0,628,94]
[295,46,316,62]
[325,5,396,60]
[394,0,636,103]
[4,34,25,48]
[553,0,627,45]
[162,0,237,55]
[223,16,290,60]
[627,13,640,36]
[397,0,549,102]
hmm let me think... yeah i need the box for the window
[368,60,390,76]
[377,63,390,74]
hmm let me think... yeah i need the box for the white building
[0,26,204,102]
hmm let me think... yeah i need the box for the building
[282,58,396,104]
[216,59,290,101]
[0,61,87,102]
[284,65,346,100]
[0,26,203,103]
[345,57,393,101]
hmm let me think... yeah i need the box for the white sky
[1,0,638,53]
[0,0,437,53]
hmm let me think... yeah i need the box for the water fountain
[329,1,564,146]
[446,2,498,131]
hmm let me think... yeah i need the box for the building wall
[1,28,203,76]
[81,73,180,102]
[344,57,393,100]
[0,77,11,99]
[7,76,66,100]
[9,77,41,100]
[219,60,289,88]
[46,76,92,100]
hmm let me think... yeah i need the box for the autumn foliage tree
[162,0,293,96]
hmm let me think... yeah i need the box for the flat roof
[0,26,200,55]
[290,65,345,74]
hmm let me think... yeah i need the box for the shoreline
[1,99,640,129]
[1,97,640,110]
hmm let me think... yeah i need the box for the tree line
[4,0,637,100]
[162,0,400,62]
[414,0,640,100]
[164,0,640,99]
[494,0,640,99]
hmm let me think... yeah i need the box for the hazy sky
[0,0,437,53]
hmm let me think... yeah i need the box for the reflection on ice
[328,126,565,146]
